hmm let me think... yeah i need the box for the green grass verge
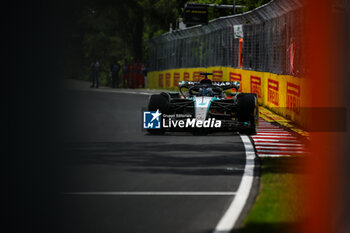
[238,157,307,233]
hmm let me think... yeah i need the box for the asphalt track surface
[57,83,259,233]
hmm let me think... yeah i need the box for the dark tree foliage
[61,0,269,83]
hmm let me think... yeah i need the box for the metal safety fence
[148,0,306,76]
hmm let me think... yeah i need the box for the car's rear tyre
[160,92,171,101]
[237,93,259,135]
[147,94,168,135]
[168,92,181,99]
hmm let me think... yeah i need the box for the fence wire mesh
[148,0,306,76]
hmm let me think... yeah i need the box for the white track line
[253,139,300,143]
[61,191,237,196]
[78,88,154,95]
[257,127,285,130]
[252,135,296,139]
[257,130,288,132]
[256,133,291,135]
[254,118,308,157]
[255,146,304,150]
[253,142,304,146]
[257,154,294,157]
[258,128,278,130]
[257,150,305,154]
[213,135,255,233]
[100,90,152,95]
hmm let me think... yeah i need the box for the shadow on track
[60,141,247,176]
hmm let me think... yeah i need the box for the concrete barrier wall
[148,67,308,127]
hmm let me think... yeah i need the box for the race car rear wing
[178,80,240,91]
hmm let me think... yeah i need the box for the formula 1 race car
[147,73,258,135]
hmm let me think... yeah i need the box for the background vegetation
[60,0,269,84]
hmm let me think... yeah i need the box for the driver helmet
[198,87,214,96]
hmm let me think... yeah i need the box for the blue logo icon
[143,110,162,129]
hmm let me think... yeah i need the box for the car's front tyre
[147,94,168,135]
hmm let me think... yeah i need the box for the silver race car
[147,73,258,135]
